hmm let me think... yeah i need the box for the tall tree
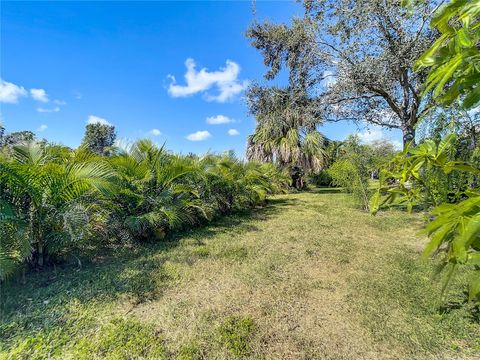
[246,86,326,188]
[81,123,116,156]
[247,0,442,146]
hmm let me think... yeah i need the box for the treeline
[0,133,289,280]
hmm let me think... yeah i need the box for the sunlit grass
[1,191,479,359]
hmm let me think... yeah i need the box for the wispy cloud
[149,128,161,136]
[227,129,240,136]
[53,99,66,105]
[30,88,49,103]
[37,106,60,113]
[0,79,28,103]
[37,124,48,132]
[87,115,112,126]
[206,115,235,125]
[168,58,247,102]
[186,130,211,141]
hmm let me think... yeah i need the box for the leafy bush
[328,159,371,210]
[308,170,334,187]
[371,134,480,303]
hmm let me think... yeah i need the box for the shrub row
[0,139,289,279]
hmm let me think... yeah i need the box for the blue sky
[1,1,402,155]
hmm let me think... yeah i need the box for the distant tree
[246,86,327,189]
[0,124,5,146]
[327,136,373,210]
[247,0,441,146]
[2,131,35,147]
[81,123,116,156]
[45,144,74,163]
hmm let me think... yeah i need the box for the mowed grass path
[1,191,479,359]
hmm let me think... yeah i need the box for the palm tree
[0,141,114,277]
[246,86,327,188]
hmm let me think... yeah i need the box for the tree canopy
[247,0,443,145]
[81,123,116,156]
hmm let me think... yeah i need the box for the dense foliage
[0,138,289,280]
[81,122,117,156]
[371,0,480,304]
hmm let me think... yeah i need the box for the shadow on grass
[438,293,480,323]
[307,187,345,194]
[0,196,300,337]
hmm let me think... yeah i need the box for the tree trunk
[37,243,44,267]
[402,124,415,148]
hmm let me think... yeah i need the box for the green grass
[1,191,479,359]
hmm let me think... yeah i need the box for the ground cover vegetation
[1,191,479,358]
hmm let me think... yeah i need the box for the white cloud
[357,128,384,143]
[206,114,235,125]
[37,124,48,132]
[228,129,240,136]
[30,88,49,103]
[168,58,247,102]
[87,115,112,126]
[186,130,211,141]
[0,79,28,103]
[37,106,60,113]
[53,99,66,105]
[355,126,402,150]
[149,128,161,136]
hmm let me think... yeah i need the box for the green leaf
[469,271,480,301]
[369,191,380,215]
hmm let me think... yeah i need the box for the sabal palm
[247,87,327,176]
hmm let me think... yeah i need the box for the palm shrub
[0,142,114,278]
[107,142,289,242]
[107,140,206,241]
[185,153,289,217]
[199,155,289,212]
[0,138,289,279]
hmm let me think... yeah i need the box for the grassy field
[1,190,479,359]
